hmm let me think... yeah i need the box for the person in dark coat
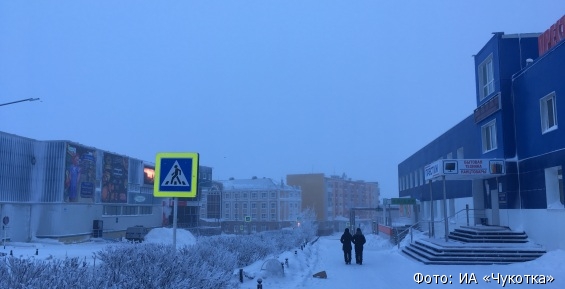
[352,227,366,265]
[340,228,353,264]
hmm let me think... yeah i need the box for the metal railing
[394,205,487,248]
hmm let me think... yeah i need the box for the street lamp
[0,98,40,107]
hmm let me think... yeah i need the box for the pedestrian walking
[340,228,353,264]
[352,228,366,265]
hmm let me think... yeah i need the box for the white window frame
[481,119,497,153]
[540,92,558,133]
[479,54,494,100]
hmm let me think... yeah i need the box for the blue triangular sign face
[161,160,190,187]
[157,157,193,193]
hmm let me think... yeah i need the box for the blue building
[398,14,565,250]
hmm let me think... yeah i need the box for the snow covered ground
[2,228,564,288]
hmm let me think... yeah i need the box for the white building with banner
[0,130,162,242]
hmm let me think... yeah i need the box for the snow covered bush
[0,210,319,288]
[0,256,96,289]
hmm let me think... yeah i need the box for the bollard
[35,248,38,255]
[281,262,284,273]
[10,250,12,256]
[285,258,288,267]
[294,250,297,255]
[239,268,243,283]
[257,278,263,289]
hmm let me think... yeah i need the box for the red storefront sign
[538,14,565,56]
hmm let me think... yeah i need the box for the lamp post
[0,98,40,107]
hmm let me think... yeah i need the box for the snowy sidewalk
[239,233,565,289]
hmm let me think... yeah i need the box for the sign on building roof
[424,159,505,181]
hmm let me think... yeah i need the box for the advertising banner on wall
[143,165,155,185]
[102,153,129,203]
[64,143,96,203]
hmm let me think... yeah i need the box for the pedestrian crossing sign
[153,152,199,197]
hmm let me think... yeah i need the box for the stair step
[409,243,544,257]
[403,246,542,263]
[448,235,528,243]
[402,226,547,265]
[414,239,545,253]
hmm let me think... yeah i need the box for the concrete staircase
[402,226,546,265]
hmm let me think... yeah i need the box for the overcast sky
[1,1,563,197]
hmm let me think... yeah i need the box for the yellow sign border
[153,152,199,197]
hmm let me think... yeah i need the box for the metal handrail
[395,206,487,248]
[395,219,445,249]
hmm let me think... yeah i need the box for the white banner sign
[424,159,505,181]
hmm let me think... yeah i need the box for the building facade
[0,131,161,242]
[398,14,565,250]
[219,177,302,234]
[286,173,380,223]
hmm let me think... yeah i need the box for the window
[261,213,266,219]
[271,213,276,220]
[243,203,247,209]
[252,203,256,209]
[481,119,497,153]
[225,213,230,219]
[123,206,137,215]
[225,203,229,208]
[252,193,257,199]
[252,213,257,219]
[271,192,276,198]
[270,202,276,209]
[261,192,267,198]
[139,206,152,215]
[224,193,230,199]
[103,206,121,216]
[261,203,267,209]
[243,193,248,198]
[540,92,558,133]
[479,54,494,100]
[457,147,464,159]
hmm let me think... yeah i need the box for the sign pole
[429,180,434,238]
[173,197,178,251]
[443,175,449,242]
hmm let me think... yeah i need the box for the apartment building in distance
[286,173,380,231]
[219,177,301,234]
